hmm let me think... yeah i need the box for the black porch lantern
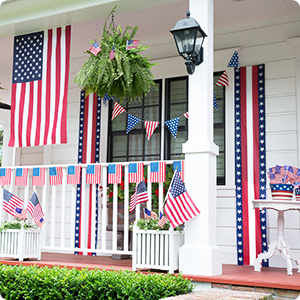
[170,10,207,75]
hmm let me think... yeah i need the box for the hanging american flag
[0,168,11,186]
[216,70,229,86]
[126,40,139,50]
[3,189,24,217]
[8,25,71,147]
[128,163,144,183]
[149,162,166,183]
[164,171,200,228]
[234,64,268,267]
[67,165,81,185]
[89,41,101,56]
[129,180,148,212]
[144,121,159,140]
[27,191,45,228]
[173,161,184,182]
[107,164,122,184]
[49,166,63,185]
[32,167,45,186]
[15,168,28,186]
[111,102,126,121]
[74,91,101,256]
[86,164,101,184]
[183,112,189,119]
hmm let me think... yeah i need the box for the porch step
[162,288,273,300]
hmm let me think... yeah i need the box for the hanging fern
[74,7,157,102]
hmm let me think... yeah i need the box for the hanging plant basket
[74,7,157,102]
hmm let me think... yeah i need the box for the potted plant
[0,218,41,261]
[131,217,185,274]
[74,6,157,102]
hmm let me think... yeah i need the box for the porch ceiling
[0,0,300,105]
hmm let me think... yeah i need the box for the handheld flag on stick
[27,191,45,228]
[109,44,116,60]
[126,40,139,50]
[144,207,157,220]
[3,189,24,217]
[130,180,148,212]
[164,171,200,228]
[89,41,101,56]
[158,212,168,228]
[14,207,27,220]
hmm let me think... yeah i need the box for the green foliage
[74,6,157,102]
[0,265,194,300]
[0,219,37,232]
[134,217,170,231]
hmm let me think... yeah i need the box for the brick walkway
[163,289,272,300]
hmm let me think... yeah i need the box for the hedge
[0,265,194,300]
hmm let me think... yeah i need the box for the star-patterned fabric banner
[165,117,179,138]
[126,114,141,133]
[75,91,101,256]
[228,51,240,68]
[235,64,268,267]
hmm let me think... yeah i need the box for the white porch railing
[0,160,180,256]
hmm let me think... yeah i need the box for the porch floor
[0,252,300,292]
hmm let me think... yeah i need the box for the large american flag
[164,171,200,228]
[74,91,101,256]
[8,26,71,147]
[234,64,268,266]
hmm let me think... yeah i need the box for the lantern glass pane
[194,30,204,55]
[173,28,197,58]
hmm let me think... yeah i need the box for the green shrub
[0,265,194,300]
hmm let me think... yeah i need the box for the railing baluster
[42,168,49,247]
[51,185,56,247]
[70,183,76,250]
[159,182,164,212]
[61,168,66,248]
[0,186,3,224]
[91,183,96,251]
[112,183,118,251]
[123,165,129,252]
[101,166,107,250]
[147,166,152,210]
[81,167,87,253]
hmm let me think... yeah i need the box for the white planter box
[132,226,184,274]
[0,227,41,261]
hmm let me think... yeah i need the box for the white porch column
[179,0,222,276]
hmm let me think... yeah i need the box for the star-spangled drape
[165,117,179,138]
[228,51,240,68]
[75,91,101,256]
[126,114,141,133]
[235,64,268,267]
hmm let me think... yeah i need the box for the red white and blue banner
[107,164,122,184]
[15,168,28,186]
[8,25,71,147]
[67,165,81,185]
[32,167,45,186]
[0,168,11,186]
[149,162,166,183]
[74,91,101,255]
[49,166,63,185]
[234,64,268,266]
[86,164,101,184]
[128,163,144,183]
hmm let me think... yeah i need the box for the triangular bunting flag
[227,51,240,68]
[183,112,189,119]
[165,117,179,138]
[126,114,141,133]
[144,121,159,140]
[216,70,229,86]
[213,92,218,110]
[112,102,126,121]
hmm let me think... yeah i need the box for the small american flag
[32,167,45,186]
[3,189,24,217]
[130,180,148,212]
[144,207,157,220]
[149,162,166,183]
[215,70,229,87]
[111,102,126,121]
[67,165,81,185]
[107,164,122,184]
[86,164,101,184]
[158,212,168,228]
[27,191,45,228]
[164,171,200,228]
[128,163,144,183]
[89,41,101,56]
[49,167,63,186]
[126,40,139,50]
[173,161,184,182]
[144,121,159,140]
[183,112,189,119]
[15,168,28,186]
[14,207,27,220]
[0,168,11,186]
[109,44,116,60]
